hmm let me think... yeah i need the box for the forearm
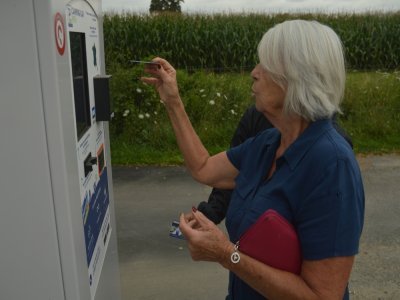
[164,98,210,181]
[220,246,319,300]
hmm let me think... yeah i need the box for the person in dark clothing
[198,104,353,224]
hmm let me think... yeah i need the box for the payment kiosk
[0,1,121,299]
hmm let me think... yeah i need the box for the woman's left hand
[179,210,233,263]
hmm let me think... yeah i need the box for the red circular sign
[54,12,65,55]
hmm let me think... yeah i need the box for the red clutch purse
[237,209,302,274]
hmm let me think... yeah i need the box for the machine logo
[54,13,65,55]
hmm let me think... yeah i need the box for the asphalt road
[113,154,400,300]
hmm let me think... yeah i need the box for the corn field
[104,12,400,72]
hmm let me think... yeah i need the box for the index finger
[179,213,197,240]
[151,57,175,72]
[192,210,214,229]
[144,57,176,83]
[151,57,173,69]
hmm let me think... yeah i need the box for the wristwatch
[230,243,241,264]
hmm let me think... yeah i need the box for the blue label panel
[83,167,109,265]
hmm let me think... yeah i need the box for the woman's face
[251,64,285,118]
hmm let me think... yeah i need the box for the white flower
[145,113,150,118]
[201,94,206,98]
[154,111,158,115]
[136,88,142,93]
[123,110,130,117]
[209,100,215,105]
[224,95,228,100]
[154,120,158,124]
[216,92,221,97]
[138,114,144,119]
[199,89,205,93]
[230,109,236,115]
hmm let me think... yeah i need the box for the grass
[340,71,400,153]
[109,70,400,165]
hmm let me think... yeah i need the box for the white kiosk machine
[0,1,121,299]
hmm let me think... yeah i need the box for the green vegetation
[341,71,400,153]
[104,12,400,165]
[103,12,400,72]
[109,69,400,165]
[109,67,252,165]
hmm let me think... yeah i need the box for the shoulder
[314,127,356,167]
[249,127,279,148]
[227,128,279,169]
[294,123,361,190]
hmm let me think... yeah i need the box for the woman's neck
[269,114,310,156]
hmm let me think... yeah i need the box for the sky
[102,0,400,14]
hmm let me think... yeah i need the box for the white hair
[257,20,346,121]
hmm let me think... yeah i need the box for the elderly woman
[142,20,364,300]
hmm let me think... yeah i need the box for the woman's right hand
[179,210,232,263]
[140,57,181,106]
[183,209,201,230]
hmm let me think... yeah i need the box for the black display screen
[70,32,91,140]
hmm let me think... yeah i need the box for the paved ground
[112,154,400,300]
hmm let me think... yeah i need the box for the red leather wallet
[237,209,302,274]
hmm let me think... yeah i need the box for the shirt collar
[262,128,281,147]
[282,119,333,171]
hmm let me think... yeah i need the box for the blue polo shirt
[225,119,365,300]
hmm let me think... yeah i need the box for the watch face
[231,251,241,264]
